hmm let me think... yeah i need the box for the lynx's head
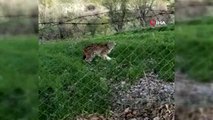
[107,41,116,50]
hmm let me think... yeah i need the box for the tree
[131,0,155,27]
[103,0,129,32]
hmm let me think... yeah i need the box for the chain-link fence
[39,33,174,119]
[39,4,175,119]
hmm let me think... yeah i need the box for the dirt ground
[175,72,213,120]
[76,72,213,120]
[77,72,175,120]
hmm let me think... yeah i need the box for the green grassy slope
[0,35,38,120]
[39,27,174,119]
[176,23,213,82]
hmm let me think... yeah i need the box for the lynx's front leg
[104,55,112,61]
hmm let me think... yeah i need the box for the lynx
[83,41,116,63]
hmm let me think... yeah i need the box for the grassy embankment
[39,26,174,119]
[0,35,37,120]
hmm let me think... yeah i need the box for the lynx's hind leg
[85,54,96,63]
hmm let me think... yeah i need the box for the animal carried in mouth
[83,41,116,63]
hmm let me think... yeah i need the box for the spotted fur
[83,41,116,63]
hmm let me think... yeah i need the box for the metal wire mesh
[38,7,175,119]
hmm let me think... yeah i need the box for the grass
[39,26,174,119]
[0,17,211,120]
[0,35,38,120]
[176,22,213,82]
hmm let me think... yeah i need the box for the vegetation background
[175,0,213,119]
[38,0,176,119]
[0,0,212,119]
[39,0,175,40]
[0,0,37,120]
[38,0,212,119]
